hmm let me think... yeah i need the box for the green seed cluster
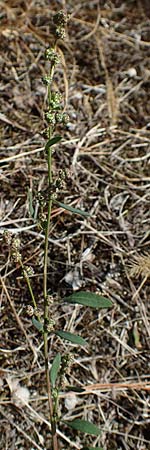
[45,48,60,65]
[53,10,68,40]
[42,10,69,133]
[11,237,21,263]
[53,10,68,26]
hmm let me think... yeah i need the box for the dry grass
[0,1,150,449]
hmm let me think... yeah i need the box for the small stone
[65,394,77,410]
[127,67,137,78]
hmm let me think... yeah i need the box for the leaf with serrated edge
[54,200,90,217]
[62,419,101,436]
[50,353,61,388]
[55,330,87,346]
[63,291,112,309]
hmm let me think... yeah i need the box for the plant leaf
[27,187,34,218]
[55,330,87,346]
[63,291,112,309]
[53,200,90,217]
[66,386,85,393]
[45,135,62,152]
[63,419,101,436]
[81,447,103,450]
[32,317,43,333]
[50,353,61,388]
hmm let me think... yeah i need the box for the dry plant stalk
[96,34,119,127]
[129,253,150,279]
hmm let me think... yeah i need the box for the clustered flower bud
[55,26,66,40]
[42,75,52,85]
[11,237,21,263]
[59,374,67,389]
[55,112,63,123]
[47,294,54,305]
[47,319,55,332]
[53,10,68,41]
[34,307,42,318]
[24,266,34,276]
[61,353,73,375]
[42,11,70,135]
[53,10,68,26]
[38,212,47,230]
[62,113,69,125]
[54,176,66,190]
[49,91,62,109]
[12,237,21,250]
[45,48,60,64]
[45,111,56,125]
[59,353,73,388]
[51,192,58,200]
[27,305,34,317]
[55,112,69,125]
[45,109,69,127]
[59,169,66,180]
[3,230,12,246]
[37,191,47,206]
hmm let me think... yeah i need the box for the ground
[0,1,150,449]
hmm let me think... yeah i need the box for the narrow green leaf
[27,187,34,218]
[0,160,7,167]
[66,386,85,393]
[32,317,43,333]
[81,447,103,450]
[50,353,61,388]
[55,330,87,346]
[45,135,62,152]
[63,291,112,309]
[53,200,90,217]
[63,419,101,436]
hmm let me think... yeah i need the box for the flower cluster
[53,10,68,40]
[45,48,60,65]
[59,353,74,388]
[3,231,22,263]
[45,110,69,126]
[42,10,69,134]
[11,237,22,263]
[44,89,69,128]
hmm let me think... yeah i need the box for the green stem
[20,260,38,311]
[23,271,37,309]
[43,59,59,449]
[43,150,59,450]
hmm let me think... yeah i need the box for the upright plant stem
[43,159,58,449]
[43,66,59,447]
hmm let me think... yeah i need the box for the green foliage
[55,330,87,346]
[50,353,61,388]
[66,385,85,393]
[81,447,103,450]
[54,200,90,217]
[27,187,34,218]
[64,291,112,309]
[32,317,43,333]
[45,135,62,152]
[63,419,101,436]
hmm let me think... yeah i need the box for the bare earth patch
[0,1,150,449]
